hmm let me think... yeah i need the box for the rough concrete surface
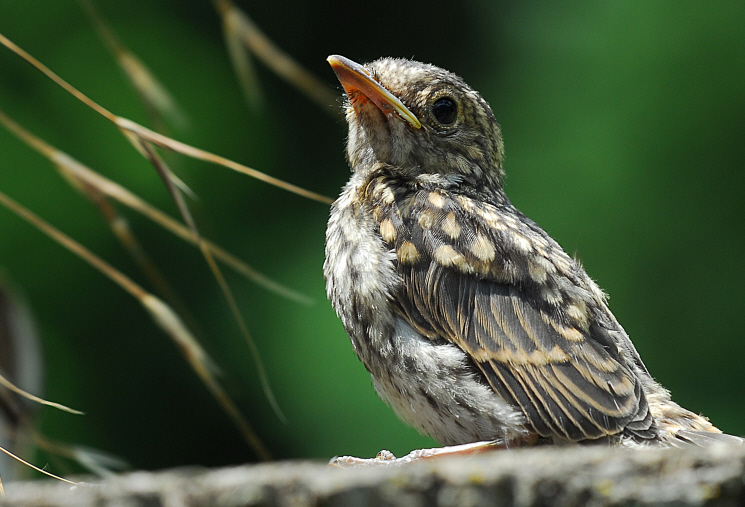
[1,444,744,506]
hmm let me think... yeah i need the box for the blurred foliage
[0,0,743,475]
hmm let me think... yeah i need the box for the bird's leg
[329,435,536,467]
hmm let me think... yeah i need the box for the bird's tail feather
[673,429,744,447]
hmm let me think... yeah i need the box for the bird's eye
[431,97,457,125]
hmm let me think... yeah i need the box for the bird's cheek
[354,120,394,164]
[387,120,414,166]
[346,123,385,171]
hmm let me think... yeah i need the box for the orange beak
[327,55,421,129]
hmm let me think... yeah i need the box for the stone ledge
[2,445,744,506]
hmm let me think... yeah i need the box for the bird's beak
[327,55,421,129]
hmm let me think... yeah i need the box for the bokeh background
[0,1,743,475]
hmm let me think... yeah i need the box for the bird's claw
[328,440,512,467]
[329,449,398,467]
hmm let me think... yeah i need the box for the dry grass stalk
[0,32,331,204]
[0,446,76,488]
[0,190,271,460]
[0,7,340,467]
[32,433,128,478]
[126,133,287,424]
[78,0,188,131]
[0,109,310,304]
[212,0,340,117]
[0,373,82,416]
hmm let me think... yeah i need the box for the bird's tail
[672,429,744,447]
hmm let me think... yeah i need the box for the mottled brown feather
[380,183,646,441]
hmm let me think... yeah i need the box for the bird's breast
[323,176,528,444]
[323,176,401,364]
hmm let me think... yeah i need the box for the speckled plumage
[324,55,741,456]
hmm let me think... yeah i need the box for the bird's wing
[377,184,650,441]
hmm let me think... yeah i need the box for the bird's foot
[329,440,506,467]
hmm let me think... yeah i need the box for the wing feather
[383,186,650,441]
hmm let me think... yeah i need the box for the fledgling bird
[323,55,742,465]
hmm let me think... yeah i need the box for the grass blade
[78,0,188,131]
[123,132,287,424]
[34,436,129,478]
[0,446,76,486]
[0,101,312,305]
[115,118,333,204]
[0,190,272,460]
[222,8,264,109]
[212,0,340,118]
[0,372,82,415]
[0,31,332,204]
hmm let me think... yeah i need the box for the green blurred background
[0,1,743,474]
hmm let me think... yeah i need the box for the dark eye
[431,97,457,125]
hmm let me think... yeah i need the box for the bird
[323,54,742,465]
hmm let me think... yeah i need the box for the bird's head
[328,55,505,190]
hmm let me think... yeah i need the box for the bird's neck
[352,163,511,209]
